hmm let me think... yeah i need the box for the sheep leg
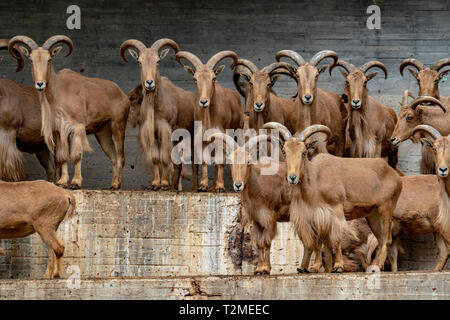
[367,205,392,270]
[199,164,209,192]
[192,164,199,191]
[37,228,65,279]
[36,149,56,182]
[171,163,182,191]
[433,232,449,271]
[308,247,322,273]
[387,237,399,272]
[95,126,119,189]
[298,246,313,273]
[56,162,69,188]
[212,164,225,192]
[323,246,333,273]
[70,158,83,189]
[157,121,172,191]
[110,121,126,190]
[332,242,344,273]
[262,245,271,275]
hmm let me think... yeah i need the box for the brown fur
[0,180,75,278]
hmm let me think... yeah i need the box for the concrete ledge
[0,272,448,300]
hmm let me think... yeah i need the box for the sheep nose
[390,137,396,143]
[35,81,45,90]
[438,167,448,176]
[352,99,360,105]
[304,95,311,101]
[288,174,297,183]
[255,102,263,107]
[234,182,243,190]
[200,99,209,107]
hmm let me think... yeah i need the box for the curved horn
[409,96,446,113]
[402,90,415,105]
[275,50,305,66]
[120,39,147,62]
[261,61,296,75]
[400,58,425,76]
[412,125,441,141]
[329,60,356,76]
[0,39,24,72]
[232,65,251,97]
[263,122,292,141]
[233,58,259,74]
[360,61,388,79]
[269,67,299,84]
[149,38,179,54]
[210,133,237,152]
[8,35,38,63]
[297,124,331,142]
[175,51,203,70]
[42,35,73,57]
[206,50,238,69]
[430,58,450,72]
[309,50,338,67]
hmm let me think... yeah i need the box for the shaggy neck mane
[139,75,160,148]
[249,96,271,130]
[349,89,376,158]
[437,178,450,240]
[295,94,313,131]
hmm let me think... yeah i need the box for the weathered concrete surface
[0,191,447,280]
[0,272,448,300]
[0,191,304,279]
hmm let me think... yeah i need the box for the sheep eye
[406,116,413,121]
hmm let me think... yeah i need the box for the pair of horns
[329,60,388,79]
[406,95,446,113]
[412,124,446,141]
[176,50,238,71]
[210,132,281,155]
[7,35,73,71]
[119,38,180,62]
[400,58,450,76]
[275,50,338,68]
[0,39,24,72]
[262,122,331,143]
[234,59,297,76]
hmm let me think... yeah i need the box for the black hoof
[332,267,343,273]
[150,185,160,191]
[198,186,208,192]
[69,184,80,190]
[215,188,225,193]
[160,186,169,191]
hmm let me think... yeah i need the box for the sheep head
[391,95,446,147]
[120,38,179,92]
[412,125,450,178]
[210,132,279,192]
[263,122,331,185]
[233,59,297,112]
[400,58,450,99]
[8,35,73,92]
[276,50,338,105]
[330,60,387,110]
[176,50,238,108]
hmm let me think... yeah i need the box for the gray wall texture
[1,0,450,189]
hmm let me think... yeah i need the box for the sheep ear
[341,93,348,104]
[127,49,139,61]
[159,48,170,60]
[270,75,281,86]
[184,65,195,75]
[51,46,63,57]
[420,138,435,151]
[19,46,30,57]
[306,140,318,150]
[239,72,251,82]
[215,65,226,75]
[366,72,378,81]
[408,68,418,79]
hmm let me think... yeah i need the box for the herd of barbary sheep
[0,35,449,279]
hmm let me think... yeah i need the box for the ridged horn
[360,61,388,79]
[246,134,282,152]
[8,35,38,66]
[0,39,24,72]
[206,50,238,70]
[329,60,356,76]
[412,125,442,141]
[261,61,297,75]
[275,50,305,66]
[309,50,338,67]
[233,65,251,97]
[263,122,292,141]
[409,96,446,113]
[297,124,331,143]
[430,58,450,72]
[402,90,415,105]
[42,35,73,57]
[175,51,203,71]
[233,58,258,74]
[400,58,425,76]
[120,39,147,62]
[149,38,179,54]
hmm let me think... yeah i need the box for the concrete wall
[1,0,450,189]
[1,272,449,299]
[0,191,447,281]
